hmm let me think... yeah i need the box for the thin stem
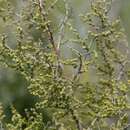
[67,45,84,80]
[73,54,83,81]
[117,40,129,81]
[69,108,83,130]
[57,0,69,50]
[37,0,59,56]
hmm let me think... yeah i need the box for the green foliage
[0,0,129,130]
[6,107,44,130]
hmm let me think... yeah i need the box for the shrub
[0,0,129,130]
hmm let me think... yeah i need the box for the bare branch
[57,0,69,51]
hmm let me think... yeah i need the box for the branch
[38,0,66,79]
[37,0,58,56]
[47,0,59,13]
[67,46,84,80]
[117,41,129,81]
[0,121,4,130]
[123,123,130,130]
[57,0,69,51]
[69,108,83,130]
[117,60,127,81]
[73,54,83,81]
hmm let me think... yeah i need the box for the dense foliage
[0,0,130,130]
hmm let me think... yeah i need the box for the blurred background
[0,0,130,122]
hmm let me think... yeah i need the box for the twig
[73,54,83,80]
[117,60,127,81]
[69,108,83,130]
[117,40,129,81]
[57,0,69,51]
[67,45,84,80]
[47,0,59,13]
[123,123,130,130]
[37,0,58,56]
[0,122,4,130]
